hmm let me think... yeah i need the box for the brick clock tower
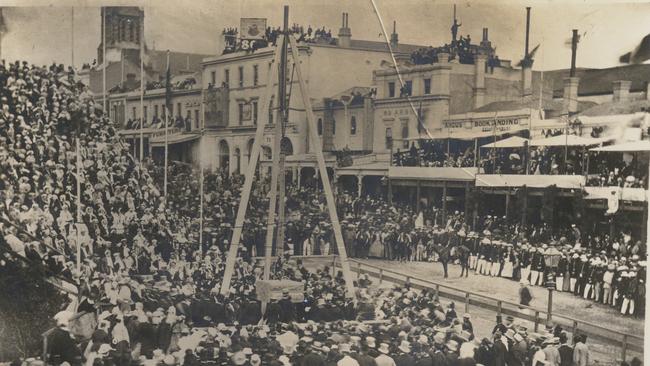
[98,7,144,65]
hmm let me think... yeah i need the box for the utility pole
[275,6,290,259]
[263,7,290,281]
[71,7,75,68]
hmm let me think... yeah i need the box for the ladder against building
[219,6,356,298]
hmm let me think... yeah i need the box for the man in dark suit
[278,289,295,323]
[492,332,507,366]
[557,332,574,366]
[265,298,281,324]
[298,343,326,366]
[354,343,378,366]
[239,296,261,325]
[47,312,81,365]
[394,341,416,366]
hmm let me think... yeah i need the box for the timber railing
[331,256,643,362]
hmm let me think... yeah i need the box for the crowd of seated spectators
[123,114,194,132]
[587,153,648,188]
[393,142,476,168]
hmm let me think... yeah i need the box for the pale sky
[1,0,649,71]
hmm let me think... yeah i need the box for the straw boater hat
[398,340,411,353]
[446,340,459,351]
[378,343,391,354]
[366,336,377,348]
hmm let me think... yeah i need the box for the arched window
[281,137,294,155]
[402,122,409,148]
[350,116,357,135]
[234,148,241,174]
[129,20,135,42]
[218,140,230,171]
[247,139,254,162]
[317,118,323,136]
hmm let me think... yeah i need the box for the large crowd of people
[393,141,477,168]
[0,57,645,366]
[391,137,649,189]
[222,24,335,55]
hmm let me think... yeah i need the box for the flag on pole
[620,33,650,64]
[163,51,170,198]
[0,8,8,34]
[165,51,172,122]
[416,100,423,134]
[564,33,581,47]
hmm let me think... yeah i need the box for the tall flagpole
[74,4,81,279]
[530,45,544,175]
[71,7,74,68]
[102,8,107,113]
[75,138,82,281]
[139,12,144,166]
[164,50,170,200]
[274,7,290,259]
[647,156,650,250]
[263,32,287,281]
[199,149,204,251]
[492,112,498,173]
[0,8,4,61]
[199,87,206,249]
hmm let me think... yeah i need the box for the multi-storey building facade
[198,14,424,177]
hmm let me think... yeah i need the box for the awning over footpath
[590,140,650,152]
[337,162,388,177]
[529,134,612,147]
[475,174,585,189]
[118,127,161,137]
[150,133,200,147]
[584,186,647,202]
[480,136,529,149]
[389,166,479,182]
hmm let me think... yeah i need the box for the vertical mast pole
[288,35,356,296]
[220,33,283,295]
[263,7,289,281]
[139,10,145,165]
[275,6,290,258]
[164,51,170,199]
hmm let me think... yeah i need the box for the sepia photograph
[0,0,648,365]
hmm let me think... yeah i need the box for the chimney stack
[570,29,579,77]
[563,77,580,115]
[390,21,399,49]
[612,80,632,103]
[525,7,531,57]
[521,7,532,100]
[474,53,488,108]
[338,12,352,48]
[480,28,491,48]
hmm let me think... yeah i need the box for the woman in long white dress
[368,230,384,258]
[501,245,514,279]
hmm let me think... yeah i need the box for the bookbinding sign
[441,115,530,139]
